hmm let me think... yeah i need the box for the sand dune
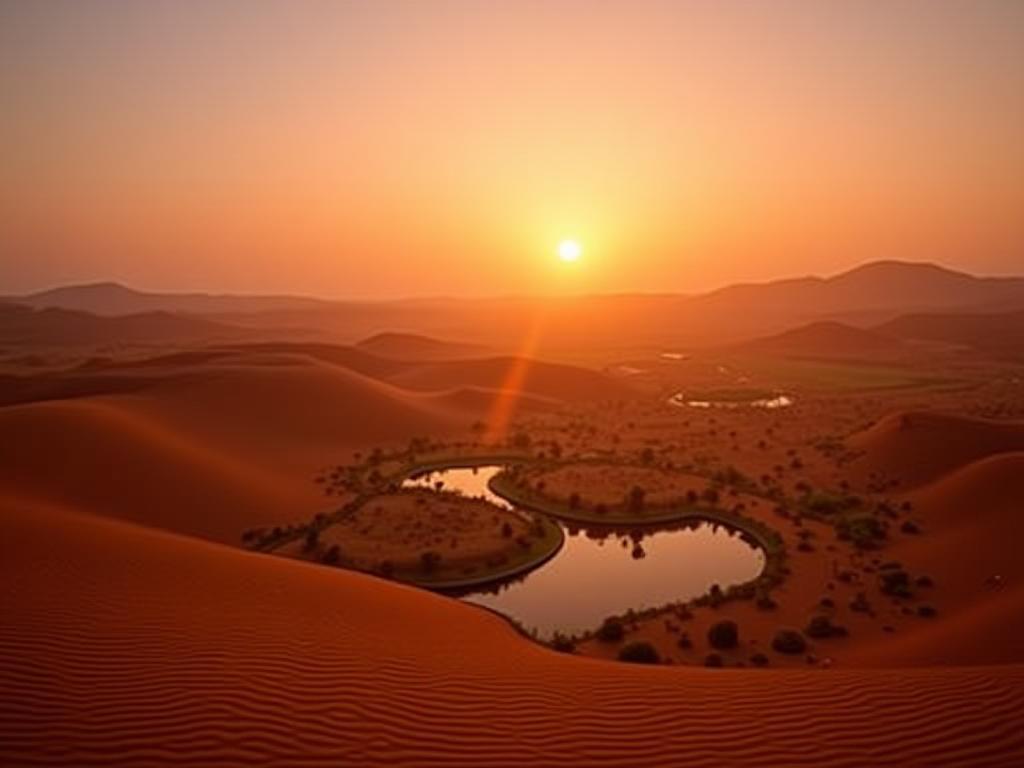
[847,410,1024,488]
[386,355,629,401]
[0,398,313,542]
[846,453,1024,667]
[2,498,1022,767]
[356,331,492,361]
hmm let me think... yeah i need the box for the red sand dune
[3,498,1023,767]
[0,398,313,543]
[385,355,629,401]
[847,410,1024,489]
[846,452,1024,667]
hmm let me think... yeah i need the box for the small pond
[668,391,794,409]
[404,465,765,640]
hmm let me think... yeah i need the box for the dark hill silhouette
[732,320,907,360]
[877,310,1024,360]
[355,332,490,361]
[0,303,241,347]
[10,261,1024,348]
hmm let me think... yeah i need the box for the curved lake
[404,465,765,639]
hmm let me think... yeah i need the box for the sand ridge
[3,498,1023,767]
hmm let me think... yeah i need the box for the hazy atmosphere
[3,0,1023,297]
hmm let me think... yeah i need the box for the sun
[557,239,582,263]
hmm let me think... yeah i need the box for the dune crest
[3,499,1023,767]
[847,410,1024,489]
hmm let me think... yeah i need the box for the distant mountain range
[0,303,244,348]
[6,260,1024,350]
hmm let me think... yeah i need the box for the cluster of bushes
[804,614,848,639]
[836,515,887,550]
[617,641,660,664]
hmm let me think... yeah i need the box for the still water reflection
[404,466,765,639]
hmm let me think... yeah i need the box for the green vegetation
[771,629,807,655]
[707,620,739,650]
[804,615,848,639]
[596,617,625,643]
[728,356,962,392]
[617,641,661,664]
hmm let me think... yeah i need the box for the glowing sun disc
[558,239,582,262]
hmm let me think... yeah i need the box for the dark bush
[596,617,625,643]
[837,515,887,549]
[321,545,342,566]
[849,592,871,613]
[771,628,807,655]
[879,569,912,598]
[707,620,739,650]
[917,604,937,618]
[618,641,661,664]
[804,615,848,639]
[550,633,576,653]
[677,633,693,650]
[303,529,319,552]
[704,653,724,668]
[750,652,770,667]
[419,550,442,573]
[900,520,921,535]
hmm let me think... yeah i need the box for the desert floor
[3,339,1024,765]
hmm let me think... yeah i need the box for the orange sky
[2,1,1022,297]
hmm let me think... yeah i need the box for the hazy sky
[2,0,1023,297]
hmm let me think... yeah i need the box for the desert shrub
[750,652,770,667]
[804,615,848,639]
[756,593,778,611]
[879,569,912,598]
[568,492,581,510]
[303,529,320,552]
[771,629,807,655]
[707,620,739,650]
[419,550,442,573]
[550,633,576,653]
[618,641,661,664]
[677,633,693,649]
[900,520,921,535]
[800,491,861,517]
[837,515,887,549]
[917,604,937,618]
[849,592,871,613]
[596,617,625,643]
[704,653,724,668]
[321,545,342,566]
[915,575,934,588]
[707,583,724,608]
